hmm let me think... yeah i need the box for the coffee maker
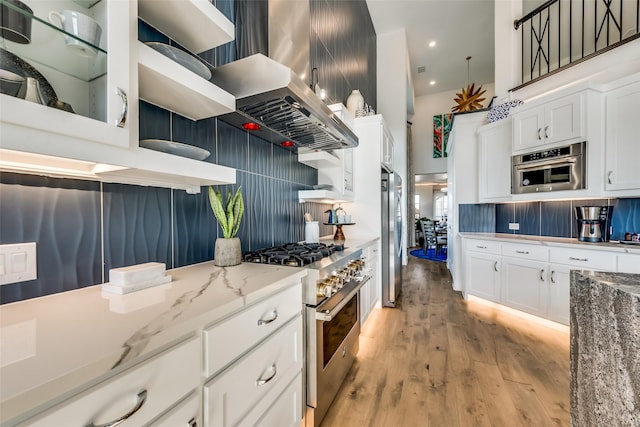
[575,206,614,242]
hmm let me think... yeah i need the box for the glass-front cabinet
[0,0,237,192]
[1,0,132,148]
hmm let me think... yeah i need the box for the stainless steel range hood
[209,0,358,152]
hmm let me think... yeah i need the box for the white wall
[377,29,412,265]
[413,84,495,175]
[415,184,434,219]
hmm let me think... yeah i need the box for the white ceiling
[366,0,496,97]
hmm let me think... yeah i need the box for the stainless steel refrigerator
[381,168,402,307]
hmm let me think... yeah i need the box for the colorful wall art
[433,113,453,158]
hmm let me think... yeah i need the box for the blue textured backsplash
[460,198,640,240]
[0,112,334,304]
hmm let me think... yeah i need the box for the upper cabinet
[604,75,640,194]
[297,149,354,203]
[511,92,584,151]
[0,0,237,193]
[1,0,134,149]
[477,118,512,202]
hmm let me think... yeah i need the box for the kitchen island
[570,271,640,426]
[0,261,307,426]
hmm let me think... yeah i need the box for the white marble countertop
[459,233,640,253]
[0,261,307,423]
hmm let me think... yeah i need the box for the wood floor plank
[320,255,570,427]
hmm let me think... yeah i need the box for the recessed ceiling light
[428,41,436,47]
[430,80,436,85]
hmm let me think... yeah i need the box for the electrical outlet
[0,243,37,285]
[508,222,520,231]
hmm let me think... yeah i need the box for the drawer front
[204,317,303,427]
[618,254,640,274]
[242,372,303,427]
[465,239,501,255]
[502,243,549,262]
[549,247,616,270]
[204,284,301,378]
[21,338,200,427]
[148,392,199,427]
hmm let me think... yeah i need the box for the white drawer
[242,372,302,427]
[502,243,549,262]
[204,284,301,378]
[618,253,640,274]
[549,247,616,271]
[204,317,303,427]
[21,338,200,427]
[148,392,199,427]
[466,239,501,255]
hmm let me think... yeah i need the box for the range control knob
[316,280,333,297]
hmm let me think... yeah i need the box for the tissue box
[109,262,166,286]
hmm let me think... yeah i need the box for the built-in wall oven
[243,243,369,427]
[512,141,586,194]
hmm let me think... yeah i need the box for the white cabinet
[618,253,640,274]
[19,338,200,427]
[204,318,303,427]
[148,392,200,427]
[604,78,640,193]
[297,148,354,203]
[360,240,380,326]
[464,239,502,302]
[381,124,394,170]
[512,92,584,151]
[1,0,237,193]
[477,118,512,201]
[502,257,549,318]
[203,285,302,377]
[547,264,571,325]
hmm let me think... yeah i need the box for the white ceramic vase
[214,237,241,267]
[346,90,364,114]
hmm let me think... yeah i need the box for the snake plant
[208,186,244,238]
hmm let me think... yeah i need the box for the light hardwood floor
[320,254,570,427]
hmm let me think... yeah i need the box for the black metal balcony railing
[514,0,640,88]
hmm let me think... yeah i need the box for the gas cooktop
[243,243,342,267]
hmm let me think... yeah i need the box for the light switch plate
[508,222,520,231]
[0,243,37,285]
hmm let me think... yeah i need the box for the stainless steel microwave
[511,141,586,194]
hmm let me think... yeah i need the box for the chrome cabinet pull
[540,269,545,282]
[607,171,613,184]
[258,310,278,326]
[256,364,277,386]
[515,250,530,254]
[116,87,128,128]
[188,418,198,427]
[537,128,542,140]
[550,270,556,284]
[544,125,549,138]
[493,261,498,272]
[569,257,588,262]
[342,346,347,358]
[85,390,147,427]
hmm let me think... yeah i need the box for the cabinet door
[241,372,302,427]
[360,277,371,326]
[0,0,133,150]
[605,81,640,191]
[466,253,501,302]
[618,253,640,274]
[548,265,570,325]
[368,249,380,312]
[512,106,544,151]
[478,119,512,201]
[544,93,583,145]
[148,392,200,427]
[501,258,548,317]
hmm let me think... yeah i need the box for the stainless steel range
[244,243,370,427]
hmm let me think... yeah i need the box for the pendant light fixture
[451,56,486,113]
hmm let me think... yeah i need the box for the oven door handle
[514,157,577,171]
[315,276,370,322]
